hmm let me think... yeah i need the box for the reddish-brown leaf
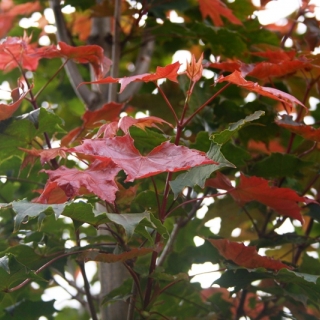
[208,239,292,270]
[276,115,320,142]
[19,148,67,165]
[208,61,241,73]
[198,0,242,26]
[38,160,120,203]
[34,41,112,79]
[33,181,68,204]
[81,61,181,93]
[82,102,122,128]
[206,172,306,223]
[71,134,216,182]
[0,87,28,120]
[217,70,305,110]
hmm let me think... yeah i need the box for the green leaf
[11,200,66,232]
[37,108,66,135]
[191,23,247,58]
[275,269,320,305]
[0,256,9,274]
[211,110,265,144]
[0,253,46,293]
[106,212,168,240]
[170,143,235,198]
[129,126,167,154]
[306,203,320,222]
[0,119,37,163]
[251,153,309,178]
[1,300,56,320]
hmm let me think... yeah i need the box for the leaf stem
[34,59,69,100]
[183,83,231,127]
[157,84,179,125]
[5,250,86,293]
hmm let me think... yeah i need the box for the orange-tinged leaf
[186,53,204,82]
[276,115,320,142]
[208,238,292,270]
[217,70,305,110]
[206,172,307,223]
[71,134,216,182]
[81,61,181,93]
[0,87,28,120]
[199,0,242,26]
[38,160,120,204]
[118,116,173,134]
[70,11,91,42]
[34,41,112,79]
[247,139,285,155]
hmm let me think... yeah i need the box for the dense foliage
[0,0,320,319]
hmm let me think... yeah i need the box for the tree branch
[49,0,101,110]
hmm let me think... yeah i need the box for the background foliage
[0,0,320,319]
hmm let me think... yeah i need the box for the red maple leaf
[37,160,120,203]
[217,70,305,110]
[206,172,307,223]
[0,34,40,71]
[71,134,216,182]
[208,239,292,271]
[61,102,123,146]
[19,147,67,165]
[34,41,112,79]
[198,0,242,26]
[208,61,241,73]
[82,102,122,128]
[0,1,41,39]
[276,115,320,142]
[81,62,181,93]
[0,87,29,120]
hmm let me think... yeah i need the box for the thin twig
[76,231,98,320]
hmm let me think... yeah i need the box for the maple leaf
[81,61,181,93]
[71,134,216,182]
[61,102,123,146]
[38,160,120,204]
[208,61,241,73]
[208,239,292,271]
[276,115,320,142]
[217,70,305,110]
[0,34,40,71]
[82,102,122,128]
[0,1,41,39]
[198,0,242,26]
[118,116,173,134]
[34,41,112,79]
[186,53,204,82]
[19,147,67,165]
[0,87,29,120]
[206,172,307,223]
[247,50,310,79]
